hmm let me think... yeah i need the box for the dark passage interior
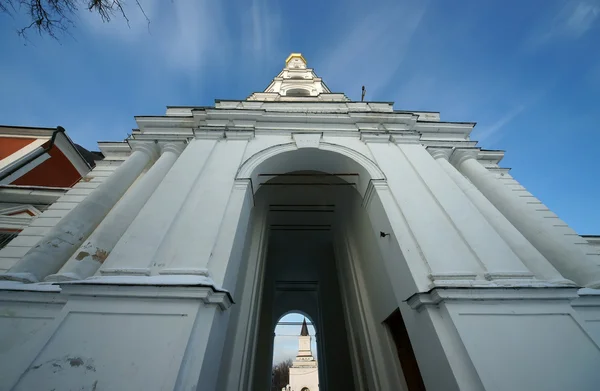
[252,177,356,391]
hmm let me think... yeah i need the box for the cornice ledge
[0,280,62,293]
[578,288,600,296]
[572,288,600,307]
[194,129,226,140]
[0,289,66,304]
[0,215,35,229]
[390,133,421,145]
[135,116,195,128]
[225,130,255,140]
[421,140,478,148]
[484,271,536,281]
[477,150,506,164]
[407,286,580,311]
[57,275,234,310]
[360,133,391,143]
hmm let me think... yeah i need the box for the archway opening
[247,162,360,391]
[272,312,319,391]
[225,146,414,391]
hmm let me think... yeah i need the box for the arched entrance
[216,142,421,391]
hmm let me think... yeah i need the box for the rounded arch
[237,141,386,197]
[281,85,312,96]
[274,310,318,333]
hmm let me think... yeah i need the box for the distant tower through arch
[284,318,319,391]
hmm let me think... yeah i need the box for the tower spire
[300,318,309,336]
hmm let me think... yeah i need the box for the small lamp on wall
[380,231,390,238]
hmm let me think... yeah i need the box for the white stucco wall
[2,92,600,391]
[289,366,319,391]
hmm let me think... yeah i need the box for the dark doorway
[385,308,426,391]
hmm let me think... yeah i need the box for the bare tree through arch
[271,359,292,391]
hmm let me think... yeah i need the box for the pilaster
[150,138,250,276]
[204,179,253,290]
[364,139,486,289]
[99,138,217,276]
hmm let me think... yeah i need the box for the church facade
[1,53,600,390]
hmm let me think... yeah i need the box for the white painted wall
[2,95,600,391]
[289,366,319,391]
[333,192,409,391]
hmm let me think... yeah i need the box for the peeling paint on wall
[26,355,96,375]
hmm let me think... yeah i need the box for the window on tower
[286,88,310,97]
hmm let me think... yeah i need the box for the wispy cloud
[472,88,548,144]
[80,0,252,80]
[563,1,600,36]
[474,103,527,143]
[243,0,282,63]
[161,0,230,76]
[317,1,428,99]
[525,0,600,48]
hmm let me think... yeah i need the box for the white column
[364,137,485,287]
[46,142,186,282]
[99,137,218,276]
[400,143,534,281]
[151,138,249,277]
[0,143,158,283]
[430,148,570,283]
[454,150,600,288]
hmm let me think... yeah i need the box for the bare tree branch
[0,0,150,39]
[271,359,293,391]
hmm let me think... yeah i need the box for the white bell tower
[296,318,315,362]
[248,53,347,101]
[285,319,319,391]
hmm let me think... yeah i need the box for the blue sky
[1,0,599,233]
